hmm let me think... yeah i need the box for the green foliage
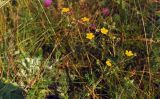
[0,0,159,98]
[0,81,25,99]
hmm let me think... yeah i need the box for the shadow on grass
[0,81,25,99]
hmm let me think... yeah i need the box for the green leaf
[0,81,25,99]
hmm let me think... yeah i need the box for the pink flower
[44,0,52,8]
[102,7,110,16]
[90,24,97,30]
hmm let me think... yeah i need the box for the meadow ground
[0,0,160,99]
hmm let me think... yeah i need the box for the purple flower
[89,24,97,33]
[102,7,110,16]
[90,24,97,30]
[44,0,52,8]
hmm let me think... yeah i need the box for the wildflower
[106,59,112,67]
[102,7,110,16]
[61,8,70,13]
[86,33,95,40]
[81,17,90,22]
[90,24,97,30]
[100,27,108,34]
[44,0,52,8]
[125,50,134,57]
[89,24,97,33]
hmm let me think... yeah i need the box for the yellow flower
[100,27,108,34]
[81,17,90,22]
[61,8,70,13]
[86,33,95,40]
[106,59,112,67]
[125,50,134,57]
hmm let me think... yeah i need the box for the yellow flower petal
[125,50,134,57]
[106,59,112,67]
[81,17,90,22]
[86,33,95,40]
[100,27,108,34]
[61,8,70,13]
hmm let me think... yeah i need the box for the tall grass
[0,0,160,98]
